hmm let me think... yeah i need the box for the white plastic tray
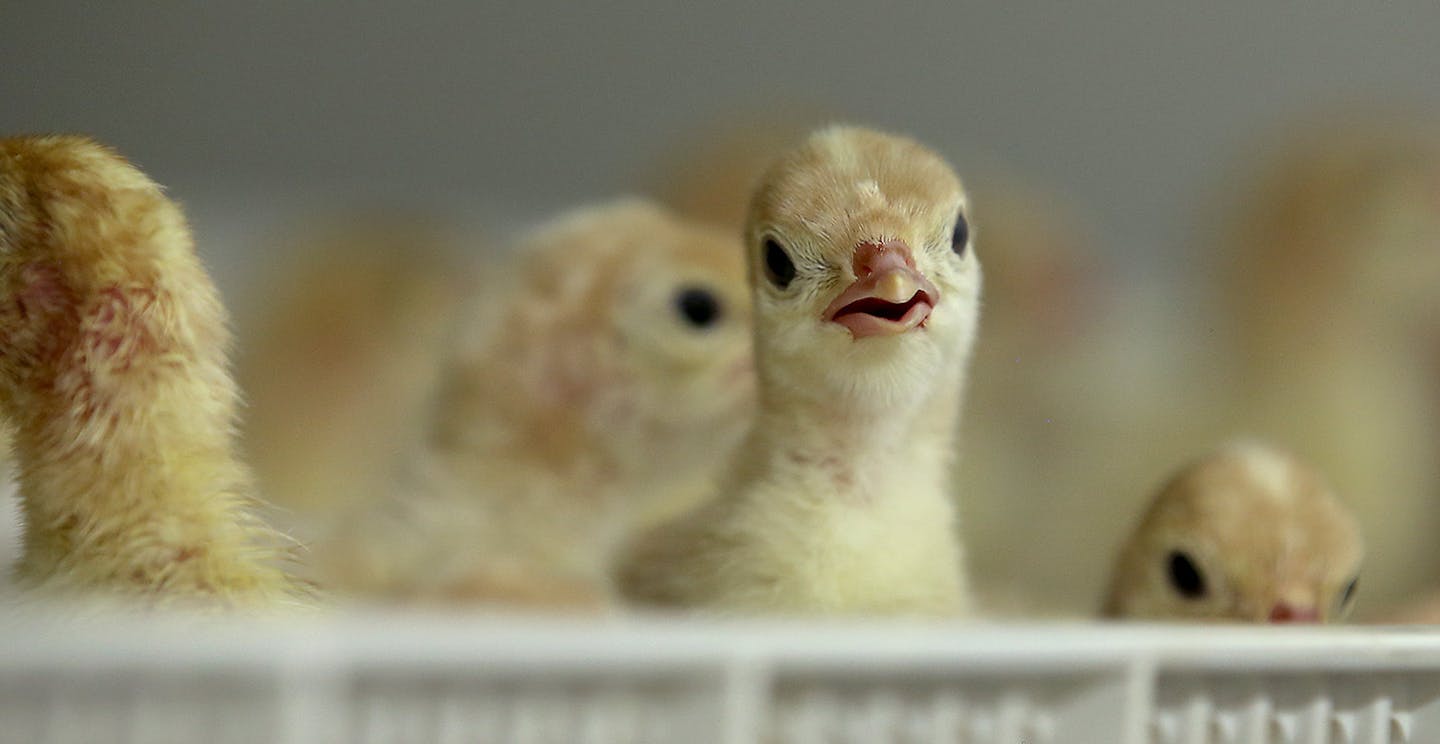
[1,611,1438,744]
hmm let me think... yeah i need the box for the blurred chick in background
[316,200,754,608]
[236,216,467,542]
[1210,110,1440,611]
[1103,441,1363,623]
[965,108,1440,618]
[619,127,980,615]
[0,135,304,608]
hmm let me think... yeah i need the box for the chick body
[619,127,981,616]
[0,136,302,607]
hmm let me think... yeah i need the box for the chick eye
[1167,551,1206,599]
[763,237,796,289]
[674,286,722,329]
[951,211,969,256]
[1339,576,1359,608]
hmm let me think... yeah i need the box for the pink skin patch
[63,285,171,432]
[823,240,939,339]
[15,263,75,319]
[1,269,166,382]
[79,286,164,373]
[787,449,854,490]
[0,262,81,371]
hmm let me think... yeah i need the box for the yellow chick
[618,126,982,616]
[1103,441,1363,623]
[316,199,755,608]
[0,136,302,607]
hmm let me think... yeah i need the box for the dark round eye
[674,286,722,329]
[1340,576,1359,607]
[951,211,969,256]
[1167,551,1206,599]
[763,237,796,289]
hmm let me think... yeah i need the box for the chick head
[1104,441,1364,624]
[588,201,755,431]
[744,127,981,411]
[451,199,754,455]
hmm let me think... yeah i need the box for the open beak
[824,239,939,339]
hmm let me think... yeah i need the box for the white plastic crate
[2,611,1439,744]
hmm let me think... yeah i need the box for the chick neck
[746,347,966,504]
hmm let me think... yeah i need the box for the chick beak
[823,239,939,339]
[1267,602,1321,624]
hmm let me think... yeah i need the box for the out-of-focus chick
[1103,442,1363,623]
[618,126,982,616]
[317,200,754,608]
[0,136,303,608]
[236,217,465,538]
[1215,112,1440,608]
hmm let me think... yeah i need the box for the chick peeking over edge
[1103,441,1363,623]
[619,126,981,615]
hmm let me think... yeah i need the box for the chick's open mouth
[831,291,933,322]
[825,287,936,339]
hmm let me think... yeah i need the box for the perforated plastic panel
[2,612,1438,744]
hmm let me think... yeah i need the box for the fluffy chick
[618,126,982,616]
[1103,442,1363,623]
[0,136,302,607]
[317,200,754,607]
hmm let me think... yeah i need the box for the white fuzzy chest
[712,444,968,616]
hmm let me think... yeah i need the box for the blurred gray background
[4,3,1438,291]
